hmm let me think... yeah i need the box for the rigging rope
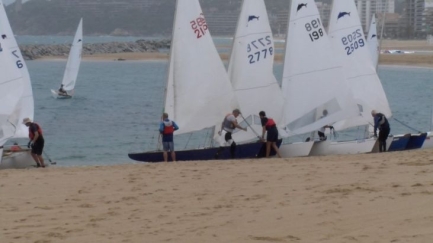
[392,118,422,133]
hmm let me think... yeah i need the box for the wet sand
[2,149,433,242]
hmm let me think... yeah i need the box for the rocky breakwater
[20,39,171,60]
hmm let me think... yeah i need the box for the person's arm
[232,120,247,131]
[159,122,164,134]
[261,126,266,141]
[373,116,379,136]
[32,132,39,143]
[173,121,179,131]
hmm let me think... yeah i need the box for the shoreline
[34,52,433,68]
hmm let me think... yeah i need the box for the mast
[162,0,178,116]
[377,0,388,70]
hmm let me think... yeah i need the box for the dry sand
[2,149,433,242]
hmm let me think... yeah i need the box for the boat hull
[279,141,314,157]
[309,138,378,156]
[51,89,72,99]
[128,140,282,163]
[405,133,427,150]
[388,134,411,152]
[1,149,41,169]
[422,132,433,149]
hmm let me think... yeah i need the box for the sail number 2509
[341,29,365,55]
[247,36,273,64]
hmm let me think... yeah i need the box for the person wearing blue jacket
[159,113,179,162]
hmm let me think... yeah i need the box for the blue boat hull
[128,139,282,163]
[388,134,411,152]
[405,133,427,150]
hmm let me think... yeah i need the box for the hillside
[6,0,291,36]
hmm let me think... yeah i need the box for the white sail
[228,0,285,141]
[165,0,238,135]
[367,15,379,68]
[328,0,391,130]
[281,0,358,135]
[0,36,24,147]
[0,1,33,139]
[61,18,83,92]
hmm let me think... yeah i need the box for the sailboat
[51,19,83,99]
[0,26,25,167]
[369,14,426,151]
[227,0,284,145]
[279,0,359,157]
[309,0,393,155]
[128,0,268,162]
[0,0,36,169]
[367,15,379,69]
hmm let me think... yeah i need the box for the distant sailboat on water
[51,18,83,99]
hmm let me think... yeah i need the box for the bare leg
[266,142,271,157]
[163,151,168,162]
[37,155,45,167]
[171,151,176,162]
[31,153,41,167]
[272,142,282,158]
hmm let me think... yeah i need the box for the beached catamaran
[309,0,392,155]
[226,0,284,145]
[128,0,270,162]
[51,19,83,99]
[0,0,37,169]
[279,0,360,157]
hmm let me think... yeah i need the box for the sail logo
[248,15,260,22]
[1,34,6,39]
[78,39,82,43]
[337,12,351,21]
[371,34,377,39]
[297,3,307,12]
[190,13,208,39]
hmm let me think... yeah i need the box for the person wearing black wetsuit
[372,110,390,152]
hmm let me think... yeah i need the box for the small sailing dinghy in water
[51,18,83,99]
[128,0,275,163]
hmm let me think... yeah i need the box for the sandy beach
[2,149,433,242]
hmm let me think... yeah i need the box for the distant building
[401,0,433,37]
[355,0,395,32]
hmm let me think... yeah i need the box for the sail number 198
[305,18,324,42]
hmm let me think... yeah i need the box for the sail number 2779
[247,36,273,64]
[341,29,365,55]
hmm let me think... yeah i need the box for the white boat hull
[1,149,40,169]
[51,89,72,99]
[310,138,378,156]
[422,132,433,149]
[279,141,314,157]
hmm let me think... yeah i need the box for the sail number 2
[247,36,273,64]
[305,18,324,42]
[190,13,208,39]
[341,29,365,55]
